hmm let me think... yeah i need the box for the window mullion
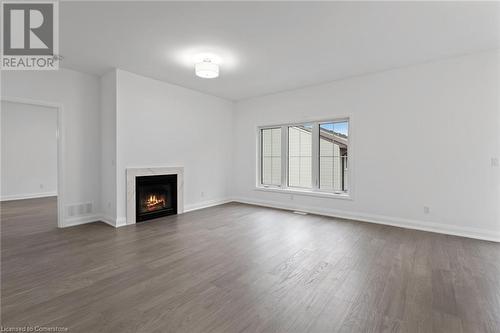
[258,129,262,186]
[281,125,287,188]
[311,122,319,190]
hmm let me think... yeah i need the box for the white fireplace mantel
[126,167,184,224]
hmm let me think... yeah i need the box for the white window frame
[256,117,352,200]
[286,123,315,189]
[258,127,282,187]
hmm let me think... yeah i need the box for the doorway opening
[1,98,63,229]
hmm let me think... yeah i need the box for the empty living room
[1,1,499,332]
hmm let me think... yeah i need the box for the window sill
[254,186,353,200]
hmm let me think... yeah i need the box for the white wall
[1,53,498,241]
[1,69,101,225]
[115,69,234,224]
[1,101,58,200]
[232,51,500,241]
[100,70,117,224]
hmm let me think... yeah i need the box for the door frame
[1,96,65,228]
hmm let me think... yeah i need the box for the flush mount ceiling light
[194,53,221,79]
[195,59,219,78]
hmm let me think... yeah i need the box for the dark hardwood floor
[1,197,499,332]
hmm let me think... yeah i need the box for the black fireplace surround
[135,174,177,222]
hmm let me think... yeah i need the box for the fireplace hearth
[136,174,177,222]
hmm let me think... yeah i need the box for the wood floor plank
[1,197,499,332]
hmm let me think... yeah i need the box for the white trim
[311,123,319,190]
[115,217,127,227]
[63,214,100,228]
[281,125,287,188]
[101,216,126,228]
[99,215,117,227]
[254,186,352,200]
[184,198,231,212]
[106,199,231,228]
[0,192,57,201]
[1,96,65,228]
[231,197,500,243]
[66,214,124,228]
[18,190,496,242]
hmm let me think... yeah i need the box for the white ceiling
[60,1,500,101]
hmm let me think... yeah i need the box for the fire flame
[145,194,165,208]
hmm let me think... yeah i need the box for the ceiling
[60,1,500,101]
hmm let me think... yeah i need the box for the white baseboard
[60,197,499,242]
[184,198,232,213]
[63,214,100,228]
[99,215,117,227]
[108,199,231,228]
[115,217,127,227]
[94,215,126,228]
[65,215,124,228]
[1,192,57,202]
[231,197,500,243]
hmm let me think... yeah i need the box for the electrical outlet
[491,157,499,167]
[423,206,430,214]
[40,184,44,189]
[201,191,205,197]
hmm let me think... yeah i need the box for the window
[288,124,312,188]
[319,121,349,192]
[258,119,349,197]
[260,127,281,186]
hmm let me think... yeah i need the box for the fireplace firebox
[135,174,177,222]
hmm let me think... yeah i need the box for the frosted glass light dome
[195,59,219,78]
